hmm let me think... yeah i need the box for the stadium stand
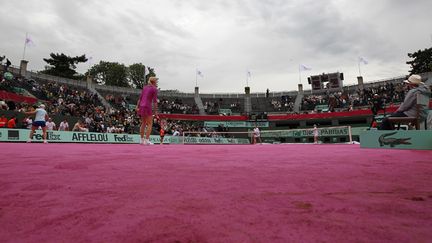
[1,64,431,139]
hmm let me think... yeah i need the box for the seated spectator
[58,119,69,131]
[95,121,105,133]
[370,94,386,115]
[72,120,88,132]
[46,118,56,131]
[0,100,8,110]
[106,124,116,133]
[0,114,7,127]
[7,116,16,128]
[379,75,431,130]
[24,116,33,129]
[172,128,180,136]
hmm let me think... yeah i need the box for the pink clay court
[0,143,431,242]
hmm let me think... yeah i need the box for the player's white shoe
[140,138,146,145]
[43,140,48,144]
[146,139,154,145]
[26,139,32,143]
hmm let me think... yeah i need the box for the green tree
[406,47,432,75]
[128,63,146,89]
[41,53,88,79]
[88,61,129,87]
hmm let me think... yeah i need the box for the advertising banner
[360,130,432,150]
[204,121,269,128]
[261,127,350,138]
[0,129,249,144]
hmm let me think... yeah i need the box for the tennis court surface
[1,143,431,242]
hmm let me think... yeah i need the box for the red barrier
[268,107,399,121]
[0,90,38,104]
[158,107,401,121]
[159,113,248,121]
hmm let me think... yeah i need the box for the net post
[348,126,353,144]
[182,132,185,145]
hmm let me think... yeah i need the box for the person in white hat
[23,104,49,143]
[379,74,431,130]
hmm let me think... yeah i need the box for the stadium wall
[13,65,431,99]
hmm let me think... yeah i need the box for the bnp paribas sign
[261,127,350,138]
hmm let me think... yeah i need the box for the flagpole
[22,32,28,60]
[246,71,249,87]
[195,69,198,87]
[143,66,146,85]
[358,60,362,77]
[86,57,93,79]
[298,65,302,84]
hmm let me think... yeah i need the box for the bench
[388,93,430,130]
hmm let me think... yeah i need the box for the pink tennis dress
[137,85,158,117]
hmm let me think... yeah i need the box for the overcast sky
[1,0,431,93]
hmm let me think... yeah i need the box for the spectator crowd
[1,74,213,136]
[270,95,295,112]
[203,99,241,114]
[301,82,406,113]
[0,69,419,137]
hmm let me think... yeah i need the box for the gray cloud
[0,0,431,92]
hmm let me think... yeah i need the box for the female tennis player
[136,77,158,145]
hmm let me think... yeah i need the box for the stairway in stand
[194,95,206,115]
[293,92,304,113]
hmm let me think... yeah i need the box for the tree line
[40,53,155,89]
[38,47,432,88]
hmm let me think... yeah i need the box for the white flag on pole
[359,57,368,65]
[25,35,35,47]
[87,56,93,63]
[299,64,312,71]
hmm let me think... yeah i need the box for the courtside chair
[388,93,430,130]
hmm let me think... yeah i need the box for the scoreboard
[308,72,344,91]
